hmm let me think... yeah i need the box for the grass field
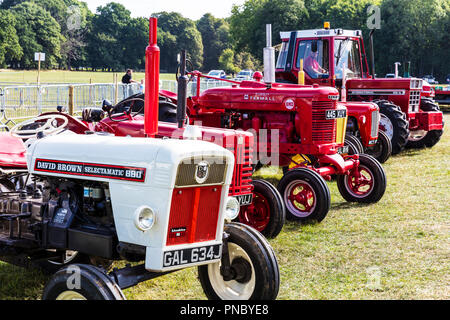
[0,71,448,300]
[0,69,175,84]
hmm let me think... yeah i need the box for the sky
[84,0,247,20]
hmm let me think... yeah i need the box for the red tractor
[275,23,444,154]
[143,25,388,223]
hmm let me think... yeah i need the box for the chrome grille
[312,102,337,143]
[371,110,380,138]
[175,156,228,187]
[409,90,421,112]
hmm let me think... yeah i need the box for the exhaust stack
[263,24,276,85]
[144,17,160,138]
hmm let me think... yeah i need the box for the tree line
[0,0,448,81]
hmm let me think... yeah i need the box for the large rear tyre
[159,101,177,123]
[365,130,392,163]
[375,100,409,155]
[277,168,331,222]
[238,179,285,239]
[337,154,386,203]
[198,222,279,300]
[42,264,125,300]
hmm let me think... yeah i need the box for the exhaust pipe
[263,24,276,86]
[177,50,189,129]
[369,29,376,79]
[144,17,160,138]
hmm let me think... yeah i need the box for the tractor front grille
[166,185,223,246]
[409,90,421,113]
[227,134,253,196]
[312,101,337,143]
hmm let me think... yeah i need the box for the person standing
[122,69,138,84]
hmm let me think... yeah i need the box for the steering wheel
[108,97,146,122]
[10,115,69,139]
[175,59,195,82]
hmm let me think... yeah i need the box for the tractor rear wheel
[42,264,125,300]
[337,154,386,203]
[406,100,444,149]
[277,168,331,222]
[365,130,392,163]
[375,100,409,155]
[238,179,285,239]
[198,222,280,300]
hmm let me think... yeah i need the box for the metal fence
[0,79,231,129]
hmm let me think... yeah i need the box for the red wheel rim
[284,180,316,217]
[345,165,375,197]
[239,192,271,232]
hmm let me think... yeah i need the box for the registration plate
[235,194,253,206]
[163,244,222,268]
[325,109,347,120]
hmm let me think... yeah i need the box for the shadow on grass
[330,201,373,210]
[0,261,48,300]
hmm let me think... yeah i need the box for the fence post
[114,74,119,104]
[68,85,74,115]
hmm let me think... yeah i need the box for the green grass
[0,70,175,84]
[0,108,448,300]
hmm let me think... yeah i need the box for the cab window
[296,40,329,79]
[276,41,289,69]
[334,39,362,79]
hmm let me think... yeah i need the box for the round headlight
[225,197,240,220]
[134,206,156,231]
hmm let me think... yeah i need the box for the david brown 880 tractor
[0,18,280,301]
[275,23,444,154]
[160,25,387,223]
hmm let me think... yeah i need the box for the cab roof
[280,29,362,40]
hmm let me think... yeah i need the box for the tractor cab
[276,22,369,88]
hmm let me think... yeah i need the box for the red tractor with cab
[275,23,444,154]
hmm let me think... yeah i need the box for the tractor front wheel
[365,130,392,163]
[198,222,279,300]
[238,180,285,239]
[337,154,386,203]
[277,168,331,222]
[42,264,125,300]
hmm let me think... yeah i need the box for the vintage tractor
[275,23,444,154]
[0,18,280,300]
[150,25,387,223]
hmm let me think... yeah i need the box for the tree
[10,1,64,69]
[197,13,232,71]
[0,9,22,67]
[86,2,132,71]
[230,0,309,61]
[376,0,449,78]
[153,12,204,72]
[219,48,239,75]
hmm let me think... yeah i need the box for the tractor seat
[0,132,27,169]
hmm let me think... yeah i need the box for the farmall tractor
[275,23,444,154]
[148,25,388,223]
[0,18,280,300]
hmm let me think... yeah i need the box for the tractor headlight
[134,206,156,231]
[225,197,240,220]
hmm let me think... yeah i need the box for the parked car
[235,69,254,81]
[445,74,450,84]
[385,73,395,78]
[207,70,226,79]
[423,75,438,84]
